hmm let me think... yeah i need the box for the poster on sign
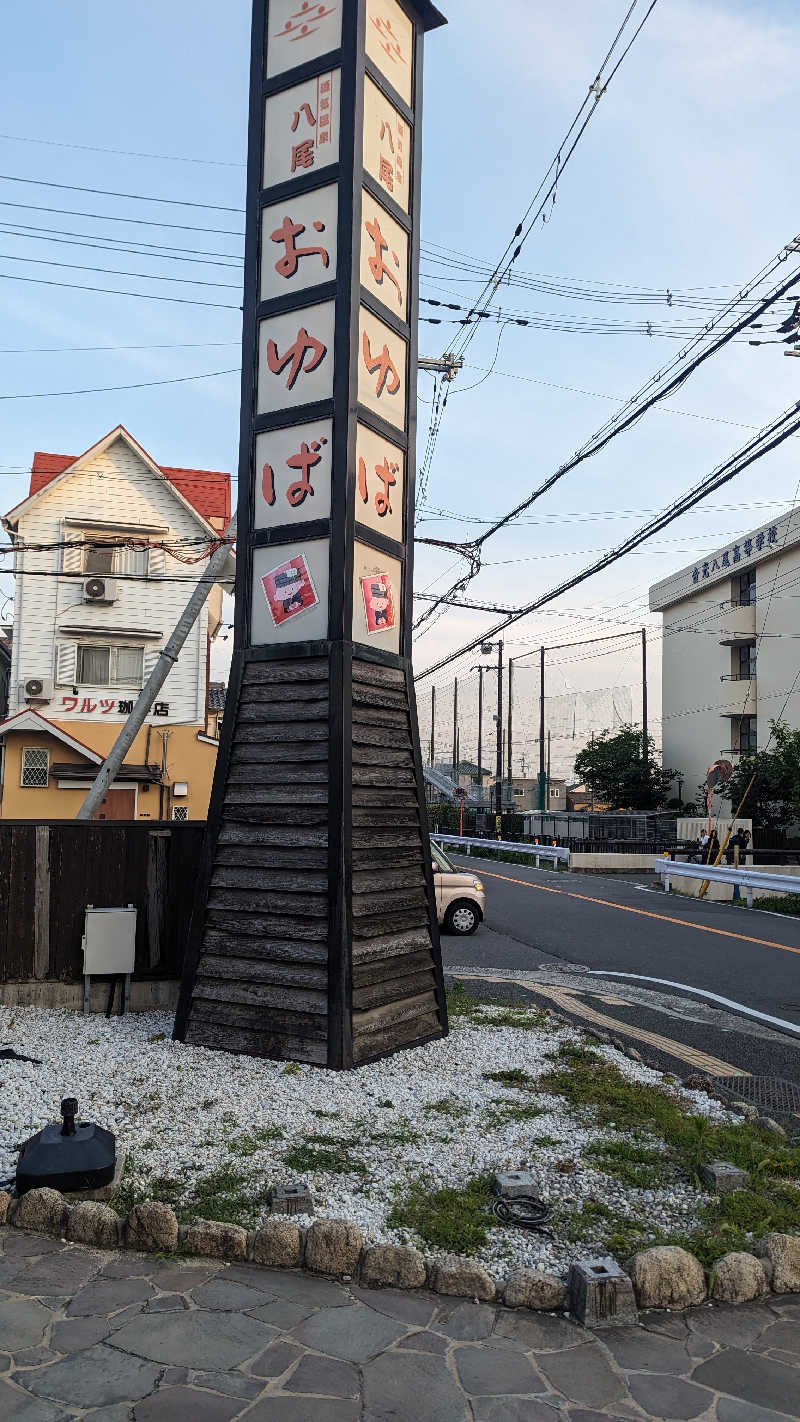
[261,553,320,627]
[360,570,396,634]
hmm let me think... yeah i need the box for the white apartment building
[0,425,233,820]
[649,507,800,800]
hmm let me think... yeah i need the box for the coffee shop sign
[692,526,778,585]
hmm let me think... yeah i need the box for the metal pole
[507,658,514,785]
[430,685,435,766]
[476,668,483,795]
[641,627,649,766]
[538,644,546,812]
[452,677,458,777]
[77,517,235,822]
[495,641,503,815]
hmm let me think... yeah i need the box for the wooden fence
[0,821,205,982]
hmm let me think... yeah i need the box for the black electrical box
[16,1098,116,1195]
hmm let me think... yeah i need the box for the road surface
[440,853,800,1120]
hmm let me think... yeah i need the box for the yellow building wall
[0,722,218,820]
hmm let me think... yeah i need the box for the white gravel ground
[0,1001,736,1276]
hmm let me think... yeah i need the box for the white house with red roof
[0,426,233,821]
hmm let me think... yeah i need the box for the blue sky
[1,1,798,773]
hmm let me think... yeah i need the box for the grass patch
[422,1097,470,1119]
[284,1133,366,1175]
[368,1120,421,1148]
[180,1163,272,1228]
[482,1099,547,1129]
[584,1139,672,1189]
[388,1173,494,1254]
[445,981,552,1031]
[147,1032,167,1043]
[228,1127,284,1157]
[482,1068,533,1089]
[752,894,800,916]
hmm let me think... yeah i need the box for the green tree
[719,720,800,832]
[573,725,678,811]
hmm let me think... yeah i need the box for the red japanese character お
[271,216,329,280]
[365,214,402,306]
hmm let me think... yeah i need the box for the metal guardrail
[431,833,570,866]
[655,858,800,907]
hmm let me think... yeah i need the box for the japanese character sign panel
[263,71,340,190]
[358,305,407,430]
[266,1,342,79]
[261,185,338,304]
[251,539,330,645]
[360,188,408,320]
[353,543,402,653]
[254,419,333,529]
[363,76,410,213]
[261,552,320,628]
[257,300,335,414]
[365,0,414,106]
[354,421,404,543]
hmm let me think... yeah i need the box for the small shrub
[388,1173,494,1254]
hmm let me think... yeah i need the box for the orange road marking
[475,867,800,958]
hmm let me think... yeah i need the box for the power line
[0,270,241,308]
[415,398,800,681]
[0,222,243,266]
[0,368,239,401]
[414,238,800,632]
[0,250,242,288]
[0,198,244,237]
[0,171,243,213]
[0,131,245,169]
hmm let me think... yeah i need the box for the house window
[738,716,757,752]
[84,542,149,577]
[76,645,144,687]
[172,805,189,821]
[737,568,756,606]
[21,747,49,787]
[738,643,756,679]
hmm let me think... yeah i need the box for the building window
[84,541,149,577]
[76,645,144,687]
[738,642,756,679]
[738,716,757,752]
[172,805,189,821]
[737,568,756,606]
[21,747,49,787]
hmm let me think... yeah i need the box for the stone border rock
[1,1184,798,1317]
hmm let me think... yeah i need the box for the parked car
[430,838,485,935]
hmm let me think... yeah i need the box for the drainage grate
[711,1074,800,1117]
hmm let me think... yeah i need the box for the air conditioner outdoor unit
[83,576,118,604]
[21,676,54,702]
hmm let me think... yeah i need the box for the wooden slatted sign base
[175,0,448,1068]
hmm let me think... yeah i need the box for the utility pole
[77,517,235,821]
[641,627,649,766]
[538,644,547,812]
[470,664,485,799]
[495,642,504,815]
[430,685,435,767]
[452,677,459,777]
[507,658,514,786]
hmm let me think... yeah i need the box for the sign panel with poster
[261,553,320,628]
[176,0,449,1072]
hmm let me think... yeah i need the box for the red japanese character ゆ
[271,216,329,280]
[362,330,401,398]
[365,215,402,305]
[266,326,328,391]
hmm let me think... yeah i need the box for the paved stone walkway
[0,1230,798,1420]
